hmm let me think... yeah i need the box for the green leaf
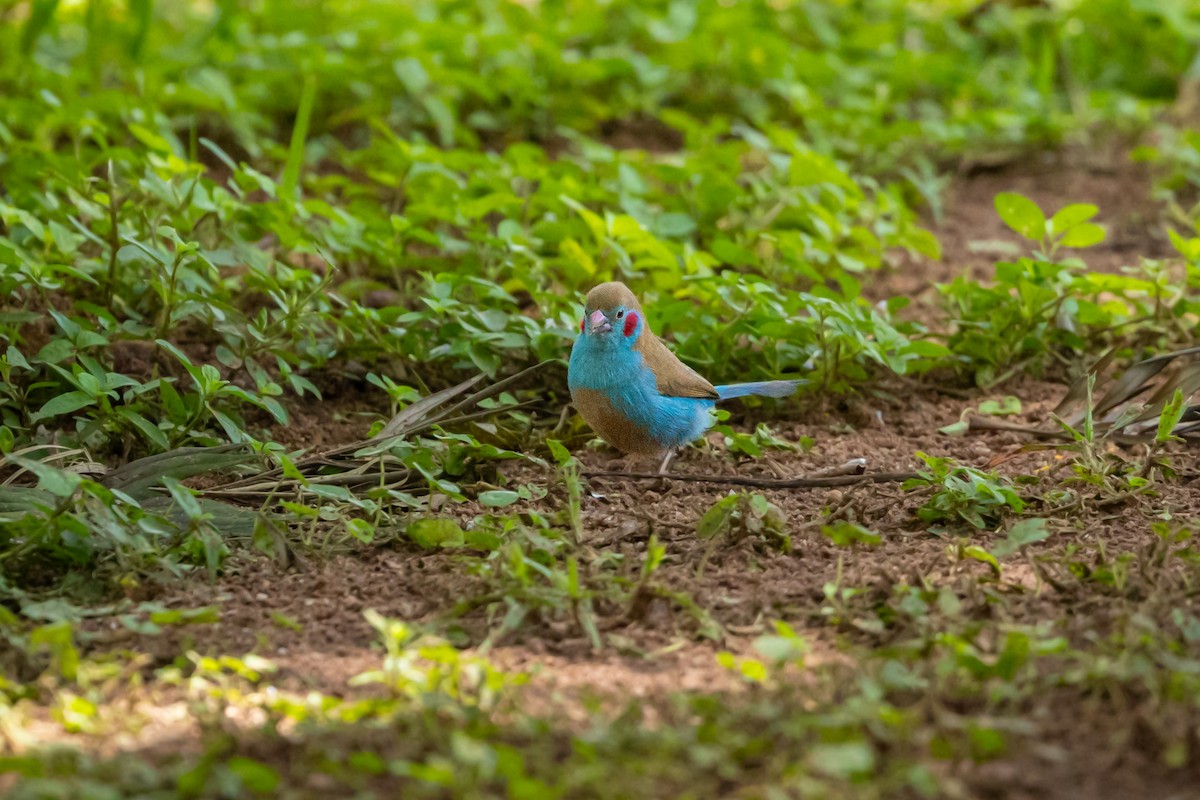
[977,396,1021,416]
[1048,203,1098,233]
[407,518,465,549]
[30,391,95,422]
[992,518,1051,559]
[711,238,756,265]
[696,494,737,540]
[346,518,375,543]
[905,227,943,260]
[117,407,170,450]
[994,193,1045,241]
[752,633,809,662]
[7,455,82,498]
[164,476,205,520]
[29,620,79,681]
[546,439,572,467]
[281,74,317,199]
[1157,389,1186,445]
[393,57,430,94]
[1058,222,1106,248]
[653,212,696,238]
[226,757,280,794]
[148,606,220,626]
[820,521,881,547]
[6,346,31,371]
[808,740,876,779]
[938,419,970,437]
[478,490,520,507]
[963,545,1001,576]
[20,0,60,54]
[127,0,153,58]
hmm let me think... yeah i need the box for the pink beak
[587,309,611,334]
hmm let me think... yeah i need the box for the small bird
[568,281,802,473]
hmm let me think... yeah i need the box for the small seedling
[904,452,1024,530]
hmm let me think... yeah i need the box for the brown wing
[637,334,719,399]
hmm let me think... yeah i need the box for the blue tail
[714,379,805,401]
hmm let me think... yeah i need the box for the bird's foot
[604,453,642,474]
[652,449,680,492]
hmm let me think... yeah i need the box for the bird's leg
[650,449,679,493]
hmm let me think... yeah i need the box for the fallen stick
[581,467,918,489]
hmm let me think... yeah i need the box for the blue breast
[569,335,715,450]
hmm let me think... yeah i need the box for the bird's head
[579,281,645,346]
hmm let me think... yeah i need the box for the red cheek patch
[580,317,586,334]
[623,311,639,337]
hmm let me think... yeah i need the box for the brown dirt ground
[32,153,1200,798]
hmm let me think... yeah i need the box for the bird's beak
[587,309,612,334]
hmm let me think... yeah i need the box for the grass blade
[20,0,60,54]
[280,73,317,199]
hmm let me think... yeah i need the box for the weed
[904,452,1025,530]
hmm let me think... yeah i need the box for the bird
[567,281,802,473]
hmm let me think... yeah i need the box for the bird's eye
[615,309,624,319]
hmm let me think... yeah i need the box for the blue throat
[568,333,715,451]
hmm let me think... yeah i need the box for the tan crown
[584,281,642,314]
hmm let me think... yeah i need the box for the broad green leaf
[346,518,375,543]
[30,391,95,421]
[1168,228,1200,261]
[478,490,520,507]
[226,757,280,794]
[7,455,82,498]
[994,192,1045,241]
[117,407,170,450]
[1058,222,1106,248]
[992,518,1051,558]
[546,439,572,467]
[905,227,943,260]
[711,238,755,266]
[407,518,465,549]
[393,57,430,94]
[1048,203,1098,233]
[978,396,1021,416]
[938,419,970,436]
[696,494,737,540]
[560,238,596,276]
[164,476,205,520]
[821,521,881,547]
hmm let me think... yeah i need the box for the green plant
[904,452,1025,530]
[994,193,1107,261]
[697,492,789,552]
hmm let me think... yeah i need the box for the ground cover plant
[3,0,1200,796]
